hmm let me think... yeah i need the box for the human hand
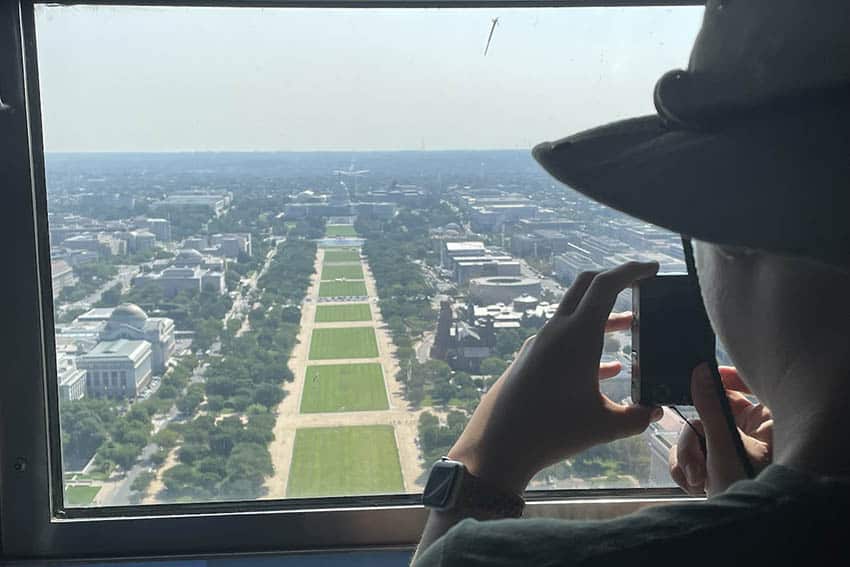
[447,262,663,495]
[668,364,773,496]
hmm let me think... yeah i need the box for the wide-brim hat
[533,0,850,269]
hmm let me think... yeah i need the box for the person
[413,0,850,565]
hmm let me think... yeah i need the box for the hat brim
[532,105,850,268]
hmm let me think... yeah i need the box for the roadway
[517,257,564,298]
[95,243,281,506]
[58,264,139,315]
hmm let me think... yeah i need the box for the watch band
[455,468,525,519]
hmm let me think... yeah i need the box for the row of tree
[355,210,438,372]
[159,410,276,500]
[58,261,118,303]
[60,355,197,472]
[149,238,317,501]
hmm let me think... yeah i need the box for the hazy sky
[35,5,703,152]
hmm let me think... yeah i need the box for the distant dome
[110,303,148,325]
[445,223,461,231]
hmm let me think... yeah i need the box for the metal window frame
[0,0,703,559]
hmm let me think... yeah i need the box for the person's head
[531,0,850,408]
[693,240,850,409]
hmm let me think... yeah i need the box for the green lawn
[309,327,379,359]
[287,426,403,497]
[315,304,372,323]
[301,363,388,413]
[323,248,361,263]
[321,263,364,281]
[325,225,358,237]
[64,485,101,506]
[319,280,368,298]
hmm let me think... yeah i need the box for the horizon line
[44,147,536,155]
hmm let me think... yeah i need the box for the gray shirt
[415,465,850,566]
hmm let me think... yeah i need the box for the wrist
[447,445,532,496]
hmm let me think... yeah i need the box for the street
[59,264,139,315]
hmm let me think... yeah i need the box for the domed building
[77,303,175,375]
[101,303,175,373]
[107,303,148,327]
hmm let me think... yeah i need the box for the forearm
[410,510,464,565]
[412,507,512,565]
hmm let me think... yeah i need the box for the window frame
[0,0,703,558]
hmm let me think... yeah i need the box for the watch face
[423,460,463,509]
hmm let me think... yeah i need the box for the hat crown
[689,0,850,105]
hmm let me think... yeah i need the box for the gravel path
[265,248,427,499]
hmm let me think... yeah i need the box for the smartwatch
[422,457,525,518]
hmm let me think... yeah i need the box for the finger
[556,271,599,317]
[668,445,690,493]
[691,363,749,493]
[668,443,703,494]
[597,360,622,380]
[576,262,659,323]
[676,418,707,490]
[604,311,632,333]
[726,389,755,420]
[718,366,751,394]
[601,396,663,440]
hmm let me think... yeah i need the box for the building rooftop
[77,307,115,322]
[83,339,150,361]
[51,259,73,276]
[445,241,485,253]
[110,303,148,324]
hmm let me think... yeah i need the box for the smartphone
[631,274,716,406]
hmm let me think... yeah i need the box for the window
[1,0,705,558]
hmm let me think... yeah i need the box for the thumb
[691,362,748,493]
[605,399,664,439]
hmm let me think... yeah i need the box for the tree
[153,428,179,450]
[494,329,523,358]
[177,385,204,415]
[225,442,273,480]
[149,447,168,466]
[96,284,123,308]
[432,379,456,406]
[253,383,284,408]
[157,384,179,399]
[162,463,208,498]
[100,442,140,472]
[179,443,210,466]
[280,305,301,323]
[131,470,156,494]
[59,399,116,466]
[480,357,508,377]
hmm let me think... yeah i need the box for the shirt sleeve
[413,517,586,567]
[413,477,784,567]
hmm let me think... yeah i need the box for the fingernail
[651,407,664,422]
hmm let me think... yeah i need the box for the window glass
[37,4,703,507]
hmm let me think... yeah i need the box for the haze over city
[36,5,702,152]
